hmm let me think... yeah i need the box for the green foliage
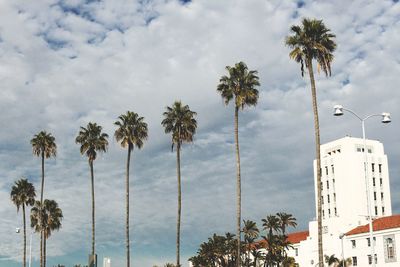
[75,122,109,162]
[190,213,297,267]
[114,111,148,151]
[10,178,36,212]
[30,199,63,238]
[31,131,57,158]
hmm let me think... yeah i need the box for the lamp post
[339,233,345,267]
[16,227,33,267]
[333,105,391,267]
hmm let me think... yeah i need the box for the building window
[382,207,385,215]
[352,256,357,266]
[373,178,376,186]
[384,235,396,262]
[331,165,334,174]
[351,240,356,248]
[295,248,298,256]
[372,163,375,172]
[368,238,371,247]
[379,164,382,173]
[334,207,337,216]
[381,192,384,200]
[321,181,323,190]
[334,193,336,202]
[328,195,330,203]
[368,148,372,153]
[328,209,331,217]
[368,254,378,265]
[380,178,383,186]
[327,181,329,189]
[325,166,328,175]
[374,192,377,201]
[322,210,325,219]
[357,147,362,152]
[375,206,378,216]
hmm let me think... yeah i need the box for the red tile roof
[252,230,309,249]
[346,214,400,236]
[287,230,309,244]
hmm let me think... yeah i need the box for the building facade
[288,136,399,266]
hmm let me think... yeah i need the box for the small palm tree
[75,122,108,259]
[217,61,260,266]
[31,131,56,267]
[161,101,197,267]
[10,178,36,267]
[31,200,63,267]
[242,220,259,267]
[276,212,297,235]
[286,18,336,266]
[115,111,148,267]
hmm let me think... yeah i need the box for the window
[368,254,378,265]
[382,207,385,215]
[351,240,356,248]
[321,181,323,190]
[368,238,371,247]
[384,236,396,262]
[372,163,375,172]
[375,206,378,216]
[334,207,337,216]
[381,192,384,201]
[357,147,362,152]
[334,193,336,202]
[352,256,357,266]
[321,196,324,204]
[328,209,331,217]
[328,195,330,203]
[331,165,334,174]
[295,248,298,256]
[325,166,328,175]
[322,210,325,219]
[327,180,329,189]
[373,178,376,186]
[368,148,372,153]
[374,192,377,201]
[379,164,382,173]
[380,178,383,186]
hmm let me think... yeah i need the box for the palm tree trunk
[90,160,95,257]
[40,152,44,267]
[234,106,241,267]
[307,58,324,266]
[176,142,182,267]
[126,147,131,267]
[43,235,46,267]
[23,203,26,267]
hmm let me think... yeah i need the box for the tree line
[10,17,336,267]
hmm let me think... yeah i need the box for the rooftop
[346,214,400,236]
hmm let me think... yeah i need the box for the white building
[287,136,399,266]
[103,257,111,267]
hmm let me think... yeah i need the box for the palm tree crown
[75,122,109,162]
[285,18,336,77]
[161,101,197,148]
[114,111,148,150]
[276,212,297,234]
[11,178,36,211]
[30,131,57,158]
[217,61,260,109]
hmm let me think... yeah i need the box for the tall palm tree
[286,18,336,266]
[217,61,260,266]
[276,212,297,235]
[10,178,36,267]
[31,199,63,267]
[75,122,108,263]
[161,101,197,267]
[114,111,148,267]
[30,131,56,267]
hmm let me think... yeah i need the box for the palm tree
[10,178,36,267]
[217,61,260,266]
[75,122,108,261]
[31,131,56,267]
[242,220,259,266]
[286,18,336,266]
[31,200,63,267]
[161,101,197,267]
[114,111,148,267]
[325,254,339,267]
[276,212,297,235]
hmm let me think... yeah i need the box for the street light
[339,233,345,267]
[15,227,33,267]
[333,105,391,267]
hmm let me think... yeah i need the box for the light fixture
[333,105,344,116]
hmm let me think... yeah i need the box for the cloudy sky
[1,0,399,266]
